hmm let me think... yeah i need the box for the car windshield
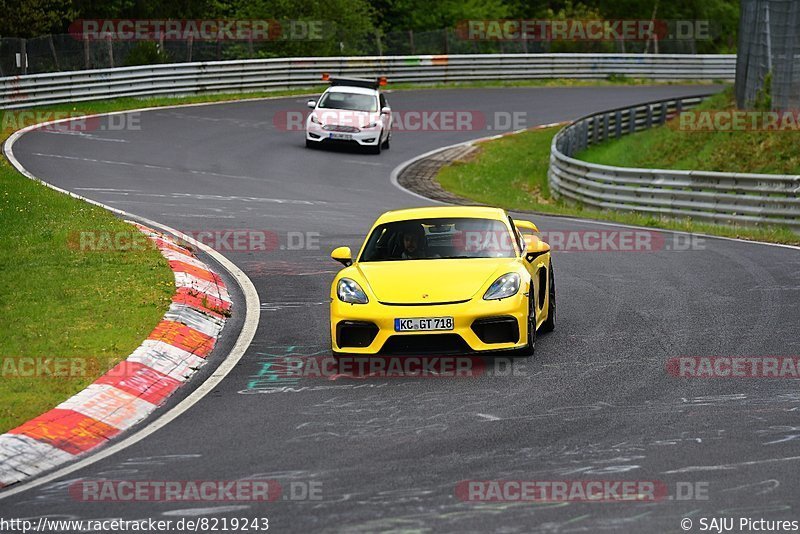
[359,218,518,261]
[318,91,378,112]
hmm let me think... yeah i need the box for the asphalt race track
[4,85,800,533]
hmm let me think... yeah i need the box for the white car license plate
[394,317,454,332]
[329,132,352,140]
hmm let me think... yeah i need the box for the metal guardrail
[548,95,800,229]
[1,53,736,109]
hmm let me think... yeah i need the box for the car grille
[337,321,379,348]
[471,316,520,344]
[322,124,360,133]
[380,334,471,355]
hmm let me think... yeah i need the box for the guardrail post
[48,34,61,71]
[659,102,668,124]
[645,105,653,128]
[20,39,27,75]
[614,110,622,138]
[106,36,114,68]
[592,115,600,145]
[83,35,90,69]
[579,121,588,152]
[629,107,637,134]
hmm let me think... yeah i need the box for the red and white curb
[0,222,231,488]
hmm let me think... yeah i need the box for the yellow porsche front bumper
[330,291,530,355]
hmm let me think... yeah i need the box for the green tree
[0,0,75,37]
[375,0,510,31]
[228,0,377,55]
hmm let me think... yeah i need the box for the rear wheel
[540,261,556,333]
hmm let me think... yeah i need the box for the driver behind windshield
[399,223,425,259]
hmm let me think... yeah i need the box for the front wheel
[367,131,383,154]
[518,293,536,357]
[305,138,315,149]
[540,261,556,333]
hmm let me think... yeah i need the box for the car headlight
[364,122,379,129]
[337,278,368,304]
[310,115,322,125]
[483,273,520,300]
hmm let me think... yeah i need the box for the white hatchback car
[305,77,392,154]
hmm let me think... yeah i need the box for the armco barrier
[548,95,800,229]
[0,53,735,109]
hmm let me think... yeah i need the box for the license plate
[394,317,454,332]
[329,132,352,140]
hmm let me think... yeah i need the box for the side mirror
[380,106,391,115]
[525,237,550,263]
[307,100,317,109]
[331,246,352,266]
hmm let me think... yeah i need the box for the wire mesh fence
[2,27,709,77]
[736,0,800,111]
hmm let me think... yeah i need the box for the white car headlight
[337,278,368,304]
[483,273,520,300]
[364,122,379,129]
[310,115,322,125]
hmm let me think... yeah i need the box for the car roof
[325,86,379,96]
[375,206,509,224]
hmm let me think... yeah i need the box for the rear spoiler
[322,74,387,89]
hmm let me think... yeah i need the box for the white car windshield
[318,91,378,112]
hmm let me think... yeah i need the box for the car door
[509,217,549,322]
[379,93,392,138]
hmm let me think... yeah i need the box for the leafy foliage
[0,0,741,55]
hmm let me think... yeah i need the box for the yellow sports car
[329,206,555,356]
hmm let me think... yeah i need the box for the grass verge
[0,146,174,434]
[436,125,800,245]
[579,89,800,175]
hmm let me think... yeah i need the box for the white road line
[42,130,130,142]
[1,105,262,501]
[342,159,385,167]
[663,456,800,474]
[30,152,271,183]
